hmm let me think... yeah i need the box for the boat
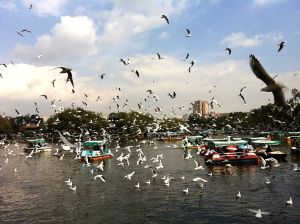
[289,135,300,154]
[80,140,113,162]
[205,137,248,148]
[205,151,259,165]
[24,138,52,152]
[251,139,286,160]
[291,146,300,154]
[204,139,259,165]
[158,132,184,141]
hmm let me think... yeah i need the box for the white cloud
[221,32,284,48]
[158,31,170,40]
[0,1,17,11]
[96,0,190,47]
[221,32,261,47]
[253,0,283,6]
[0,63,115,116]
[21,0,69,17]
[12,16,98,64]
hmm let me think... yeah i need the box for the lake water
[0,141,299,224]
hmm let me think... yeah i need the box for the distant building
[193,100,209,116]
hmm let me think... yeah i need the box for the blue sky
[0,0,299,118]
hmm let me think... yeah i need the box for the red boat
[205,150,259,165]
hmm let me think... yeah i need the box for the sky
[0,0,299,119]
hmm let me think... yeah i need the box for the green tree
[0,117,12,136]
[47,107,108,134]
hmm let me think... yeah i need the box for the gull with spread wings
[52,67,74,88]
[249,55,286,107]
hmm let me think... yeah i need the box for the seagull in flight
[21,29,32,33]
[239,92,247,105]
[183,53,190,61]
[15,109,21,116]
[52,67,74,88]
[51,79,56,87]
[35,53,43,59]
[132,69,140,78]
[186,28,191,37]
[41,94,47,100]
[156,53,164,60]
[16,31,24,37]
[124,171,135,181]
[94,175,106,182]
[146,89,153,94]
[120,58,129,66]
[194,160,204,170]
[225,47,231,55]
[99,74,106,79]
[247,209,270,218]
[161,14,169,24]
[260,157,270,169]
[249,54,286,107]
[277,41,286,52]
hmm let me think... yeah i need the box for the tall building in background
[193,100,209,116]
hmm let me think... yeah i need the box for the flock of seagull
[0,4,299,222]
[0,6,296,120]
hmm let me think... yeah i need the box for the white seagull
[193,177,208,183]
[236,191,241,199]
[247,209,270,218]
[97,161,104,171]
[286,197,293,206]
[182,188,189,194]
[124,171,135,180]
[260,156,270,169]
[94,175,106,182]
[194,160,204,170]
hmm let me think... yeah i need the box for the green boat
[251,139,281,146]
[206,139,248,148]
[251,139,286,160]
[80,140,113,162]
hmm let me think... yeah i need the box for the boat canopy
[287,132,300,136]
[251,139,281,146]
[83,140,106,147]
[203,137,228,142]
[26,138,46,143]
[207,139,248,147]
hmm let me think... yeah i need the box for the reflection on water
[0,142,299,224]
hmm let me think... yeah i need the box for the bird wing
[272,88,286,106]
[249,55,275,86]
[135,71,140,77]
[185,53,189,59]
[66,70,74,88]
[247,209,258,214]
[260,156,266,166]
[161,15,169,24]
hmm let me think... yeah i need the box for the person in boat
[99,145,104,154]
[266,145,272,153]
